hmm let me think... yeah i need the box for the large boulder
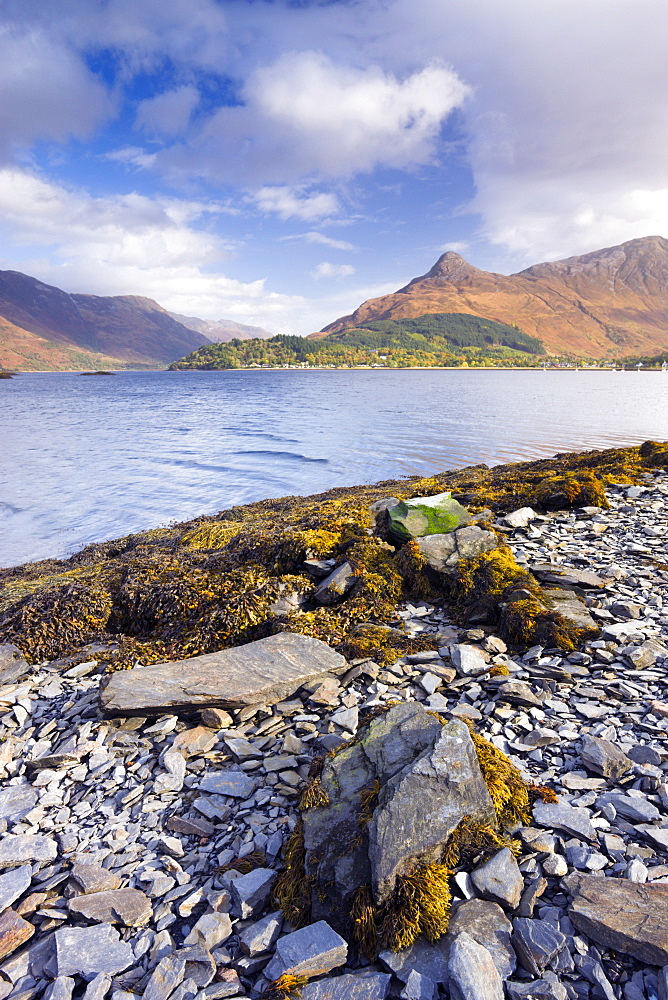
[416,526,499,576]
[387,493,473,543]
[300,703,496,933]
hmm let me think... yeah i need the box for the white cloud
[103,147,158,169]
[0,167,308,333]
[311,262,356,280]
[251,186,341,222]
[0,23,113,160]
[301,232,355,251]
[161,52,469,185]
[136,85,200,138]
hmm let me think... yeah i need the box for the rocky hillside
[0,270,210,370]
[168,312,273,343]
[318,236,668,359]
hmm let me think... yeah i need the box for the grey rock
[67,887,152,927]
[0,645,30,686]
[503,508,538,529]
[448,931,504,1000]
[565,873,668,965]
[0,786,38,823]
[368,716,496,904]
[580,734,633,780]
[300,970,392,1000]
[43,978,75,1000]
[576,954,617,1000]
[542,854,568,877]
[238,910,283,956]
[230,868,277,919]
[449,644,488,676]
[0,909,34,961]
[416,526,498,575]
[598,792,661,824]
[198,770,257,798]
[628,744,662,766]
[314,563,357,605]
[143,954,186,1000]
[496,680,543,707]
[530,565,607,588]
[387,493,473,542]
[609,600,642,619]
[517,876,548,917]
[506,981,567,1000]
[379,935,451,984]
[82,974,112,1000]
[0,865,31,913]
[174,946,216,988]
[71,863,121,894]
[400,970,437,1000]
[183,912,232,950]
[263,920,348,980]
[512,917,566,975]
[471,848,524,910]
[532,801,597,842]
[329,706,359,733]
[626,640,666,668]
[447,899,516,978]
[100,632,346,715]
[626,860,649,883]
[636,825,668,852]
[658,966,668,1000]
[0,834,57,867]
[53,925,135,979]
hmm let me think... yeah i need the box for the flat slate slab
[565,874,668,965]
[100,632,346,716]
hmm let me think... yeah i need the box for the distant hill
[318,236,668,359]
[325,313,544,354]
[168,312,272,342]
[0,270,210,370]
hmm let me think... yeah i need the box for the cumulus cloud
[251,186,341,222]
[162,52,469,185]
[311,261,356,279]
[0,168,308,332]
[136,85,200,138]
[0,23,113,160]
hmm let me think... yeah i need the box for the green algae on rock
[387,492,473,543]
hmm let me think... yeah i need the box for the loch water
[3,367,668,568]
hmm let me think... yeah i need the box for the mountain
[168,312,272,342]
[0,270,210,371]
[317,236,668,358]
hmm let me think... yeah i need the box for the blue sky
[0,0,666,334]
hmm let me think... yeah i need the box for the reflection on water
[3,368,668,567]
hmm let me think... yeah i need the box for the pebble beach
[1,458,668,1000]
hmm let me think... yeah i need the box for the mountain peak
[399,251,488,292]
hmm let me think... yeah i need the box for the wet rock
[512,917,567,975]
[387,493,473,542]
[0,909,34,960]
[0,834,57,867]
[53,924,135,979]
[447,899,516,978]
[580,734,634,780]
[0,785,38,823]
[416,526,498,575]
[67,888,152,927]
[0,865,31,913]
[300,970,392,1000]
[263,920,348,980]
[448,931,504,1000]
[314,562,357,605]
[230,868,277,918]
[100,632,346,715]
[565,874,668,965]
[0,644,30,686]
[471,848,524,910]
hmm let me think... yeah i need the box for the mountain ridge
[317,236,668,358]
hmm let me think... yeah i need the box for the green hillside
[169,313,545,370]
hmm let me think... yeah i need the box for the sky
[0,0,666,335]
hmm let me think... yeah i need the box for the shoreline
[8,365,668,375]
[1,443,668,998]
